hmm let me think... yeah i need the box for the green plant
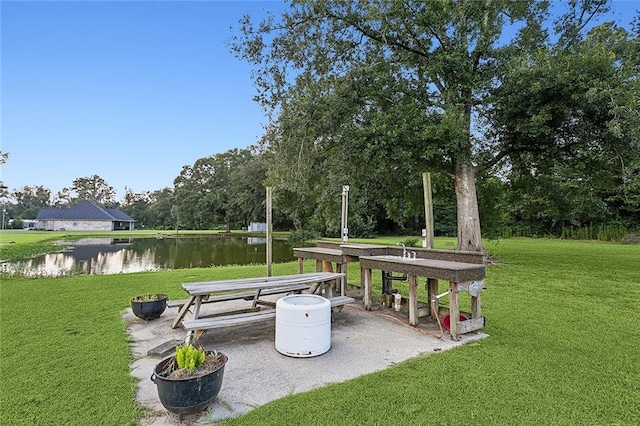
[175,344,206,374]
[402,237,420,247]
[132,294,159,302]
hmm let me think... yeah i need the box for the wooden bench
[182,295,356,333]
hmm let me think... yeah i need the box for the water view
[1,236,296,277]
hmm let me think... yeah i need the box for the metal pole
[266,186,273,277]
[2,207,6,230]
[341,185,349,243]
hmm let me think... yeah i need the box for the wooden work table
[293,246,359,297]
[359,255,486,340]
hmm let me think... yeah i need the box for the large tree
[72,175,116,205]
[232,0,634,251]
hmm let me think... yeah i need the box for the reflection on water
[1,236,295,277]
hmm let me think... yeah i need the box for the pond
[1,236,296,277]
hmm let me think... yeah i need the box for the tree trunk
[454,162,484,252]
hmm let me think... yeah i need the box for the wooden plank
[168,291,256,308]
[182,272,344,295]
[183,297,355,332]
[449,281,460,341]
[409,275,418,326]
[427,278,439,321]
[182,310,277,331]
[183,272,340,290]
[171,295,196,329]
[363,267,372,310]
[328,296,355,307]
[457,316,485,334]
[297,256,304,274]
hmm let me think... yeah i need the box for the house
[36,201,135,231]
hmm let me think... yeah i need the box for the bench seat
[182,296,356,332]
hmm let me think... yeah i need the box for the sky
[2,0,638,202]
[1,0,289,200]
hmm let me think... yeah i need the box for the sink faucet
[397,242,407,258]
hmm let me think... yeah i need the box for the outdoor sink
[372,255,420,262]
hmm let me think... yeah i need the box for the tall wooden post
[422,172,435,249]
[266,186,273,277]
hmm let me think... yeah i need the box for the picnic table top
[181,272,345,296]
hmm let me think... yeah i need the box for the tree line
[1,141,638,240]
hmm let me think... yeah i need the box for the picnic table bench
[170,272,354,343]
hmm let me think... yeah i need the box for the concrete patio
[126,296,487,425]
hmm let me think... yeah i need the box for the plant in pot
[151,343,228,416]
[131,293,168,320]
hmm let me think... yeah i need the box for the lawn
[1,238,639,425]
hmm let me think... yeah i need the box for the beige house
[36,201,135,231]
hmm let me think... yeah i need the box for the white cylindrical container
[275,294,331,357]
[394,293,402,311]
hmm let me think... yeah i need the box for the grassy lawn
[1,238,639,425]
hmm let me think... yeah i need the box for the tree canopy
[231,0,639,251]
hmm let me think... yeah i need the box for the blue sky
[2,0,638,202]
[2,0,288,200]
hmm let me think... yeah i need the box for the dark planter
[131,294,168,320]
[151,351,228,415]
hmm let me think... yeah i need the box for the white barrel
[275,294,331,357]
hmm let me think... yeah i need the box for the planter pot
[131,294,168,320]
[151,351,228,415]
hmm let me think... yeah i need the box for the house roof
[36,201,135,222]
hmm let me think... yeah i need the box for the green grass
[1,238,639,425]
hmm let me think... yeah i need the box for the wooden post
[266,186,273,277]
[297,257,304,274]
[422,172,435,249]
[449,281,460,341]
[409,275,419,326]
[427,278,439,321]
[363,267,372,310]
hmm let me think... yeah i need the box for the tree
[11,185,52,219]
[492,20,640,234]
[0,151,9,200]
[172,148,267,231]
[232,0,628,251]
[72,175,116,205]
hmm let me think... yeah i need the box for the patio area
[126,296,487,425]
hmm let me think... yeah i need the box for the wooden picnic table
[170,272,353,343]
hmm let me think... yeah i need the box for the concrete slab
[125,297,487,425]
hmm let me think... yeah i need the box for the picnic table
[170,272,353,343]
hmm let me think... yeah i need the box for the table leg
[471,292,481,319]
[449,281,460,341]
[172,295,197,329]
[297,257,304,274]
[427,278,439,321]
[409,275,418,326]
[315,260,322,273]
[363,267,372,310]
[339,262,347,296]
